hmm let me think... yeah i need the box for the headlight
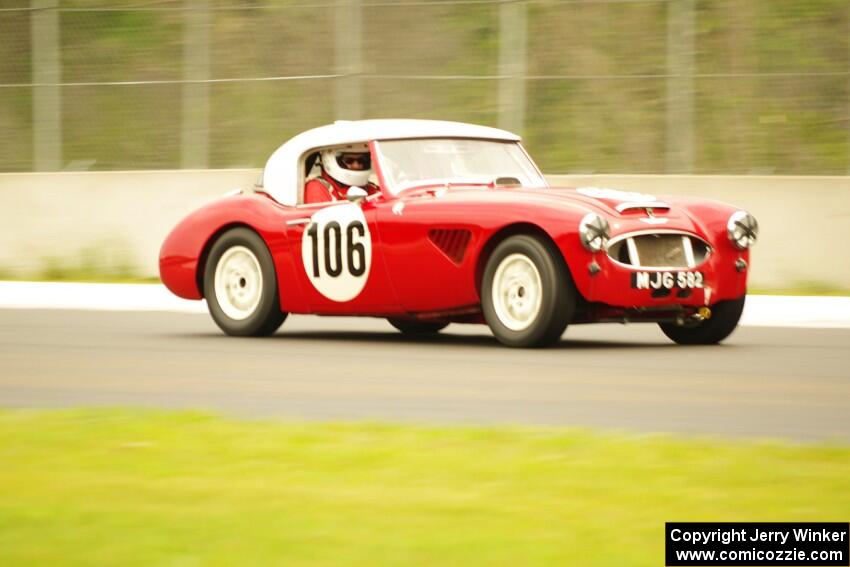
[726,210,758,250]
[579,213,610,252]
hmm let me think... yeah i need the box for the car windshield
[375,139,547,195]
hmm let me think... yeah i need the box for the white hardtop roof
[262,119,521,206]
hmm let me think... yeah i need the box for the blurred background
[1,5,850,564]
[1,0,849,287]
[2,0,849,175]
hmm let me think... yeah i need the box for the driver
[304,144,380,203]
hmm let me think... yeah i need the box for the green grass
[0,274,161,285]
[0,410,848,566]
[0,248,159,284]
[749,283,850,297]
[0,272,160,285]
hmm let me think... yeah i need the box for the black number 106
[306,221,366,278]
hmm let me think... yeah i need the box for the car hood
[406,184,716,239]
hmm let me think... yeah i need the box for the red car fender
[675,197,751,301]
[541,196,750,307]
[376,190,595,313]
[159,193,308,312]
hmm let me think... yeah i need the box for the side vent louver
[428,228,472,265]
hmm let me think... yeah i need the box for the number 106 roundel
[159,119,758,347]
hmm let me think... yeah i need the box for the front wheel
[481,235,577,348]
[203,228,287,336]
[658,296,745,345]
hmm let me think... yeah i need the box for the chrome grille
[635,234,686,267]
[607,232,710,269]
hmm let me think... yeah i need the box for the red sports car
[160,119,758,347]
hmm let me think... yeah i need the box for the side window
[302,143,374,205]
[304,151,322,181]
[299,151,323,205]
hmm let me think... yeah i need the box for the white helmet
[321,144,372,187]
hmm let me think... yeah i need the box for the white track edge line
[1,281,849,329]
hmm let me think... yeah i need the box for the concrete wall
[1,170,848,291]
[0,169,258,279]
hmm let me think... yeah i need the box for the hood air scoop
[615,201,671,214]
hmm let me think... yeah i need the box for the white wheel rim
[213,245,264,321]
[491,253,543,331]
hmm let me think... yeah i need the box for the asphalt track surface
[1,308,849,441]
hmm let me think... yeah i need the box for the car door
[376,191,482,313]
[285,198,400,314]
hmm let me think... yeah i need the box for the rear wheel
[203,228,287,336]
[387,318,448,335]
[658,296,745,345]
[481,235,576,348]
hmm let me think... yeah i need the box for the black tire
[203,227,287,337]
[387,318,449,335]
[481,235,576,348]
[658,296,745,345]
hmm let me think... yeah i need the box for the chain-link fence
[1,0,848,174]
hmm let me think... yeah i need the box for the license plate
[631,271,704,290]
